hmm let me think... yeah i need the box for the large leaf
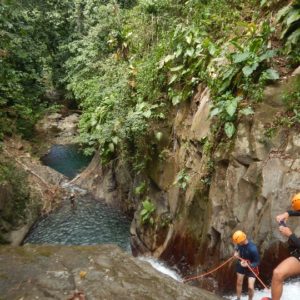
[172,94,182,106]
[286,10,300,26]
[260,0,268,7]
[170,65,184,72]
[287,28,300,45]
[158,54,175,69]
[185,48,195,57]
[186,35,192,44]
[141,209,148,217]
[232,52,251,63]
[276,5,292,22]
[168,74,178,85]
[174,46,183,58]
[226,99,238,117]
[258,50,276,62]
[242,63,259,77]
[143,110,152,118]
[210,107,221,117]
[263,68,280,80]
[224,122,235,138]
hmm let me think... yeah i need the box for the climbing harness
[182,255,269,291]
[236,255,269,290]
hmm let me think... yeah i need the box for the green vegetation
[0,0,299,177]
[277,0,300,55]
[0,158,35,243]
[140,198,156,225]
[173,169,190,190]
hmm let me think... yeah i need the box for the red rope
[182,256,235,282]
[182,255,270,291]
[236,256,269,290]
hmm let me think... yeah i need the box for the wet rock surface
[0,244,223,300]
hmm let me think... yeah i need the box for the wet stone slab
[0,244,223,300]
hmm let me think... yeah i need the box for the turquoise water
[24,195,131,250]
[25,144,131,250]
[41,144,92,179]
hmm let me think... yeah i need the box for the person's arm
[249,244,260,268]
[279,226,300,249]
[276,210,300,223]
[289,233,300,249]
[287,210,300,217]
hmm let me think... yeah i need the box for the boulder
[0,245,223,300]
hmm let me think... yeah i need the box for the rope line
[182,255,270,291]
[182,256,235,282]
[236,256,269,290]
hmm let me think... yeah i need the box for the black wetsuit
[287,210,300,260]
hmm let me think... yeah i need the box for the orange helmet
[292,193,300,211]
[232,230,247,244]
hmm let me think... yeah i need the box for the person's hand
[233,251,239,258]
[276,212,289,223]
[240,260,248,268]
[279,226,292,237]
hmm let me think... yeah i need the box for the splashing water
[139,256,182,281]
[225,279,300,300]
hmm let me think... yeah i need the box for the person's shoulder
[248,240,258,250]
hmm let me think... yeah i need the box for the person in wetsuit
[270,193,300,300]
[232,230,260,300]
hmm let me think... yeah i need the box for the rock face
[35,112,80,145]
[73,72,300,292]
[1,138,68,245]
[72,153,133,213]
[0,244,223,300]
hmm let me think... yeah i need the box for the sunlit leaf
[226,99,238,117]
[170,65,184,72]
[172,95,182,106]
[240,107,254,115]
[262,68,279,80]
[210,107,221,117]
[232,52,251,63]
[169,74,178,85]
[242,63,258,77]
[224,122,235,138]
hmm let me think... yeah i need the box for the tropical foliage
[0,0,298,167]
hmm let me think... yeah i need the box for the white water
[139,258,300,299]
[139,256,182,281]
[225,279,300,300]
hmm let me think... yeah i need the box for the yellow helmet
[232,230,247,244]
[292,193,300,211]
